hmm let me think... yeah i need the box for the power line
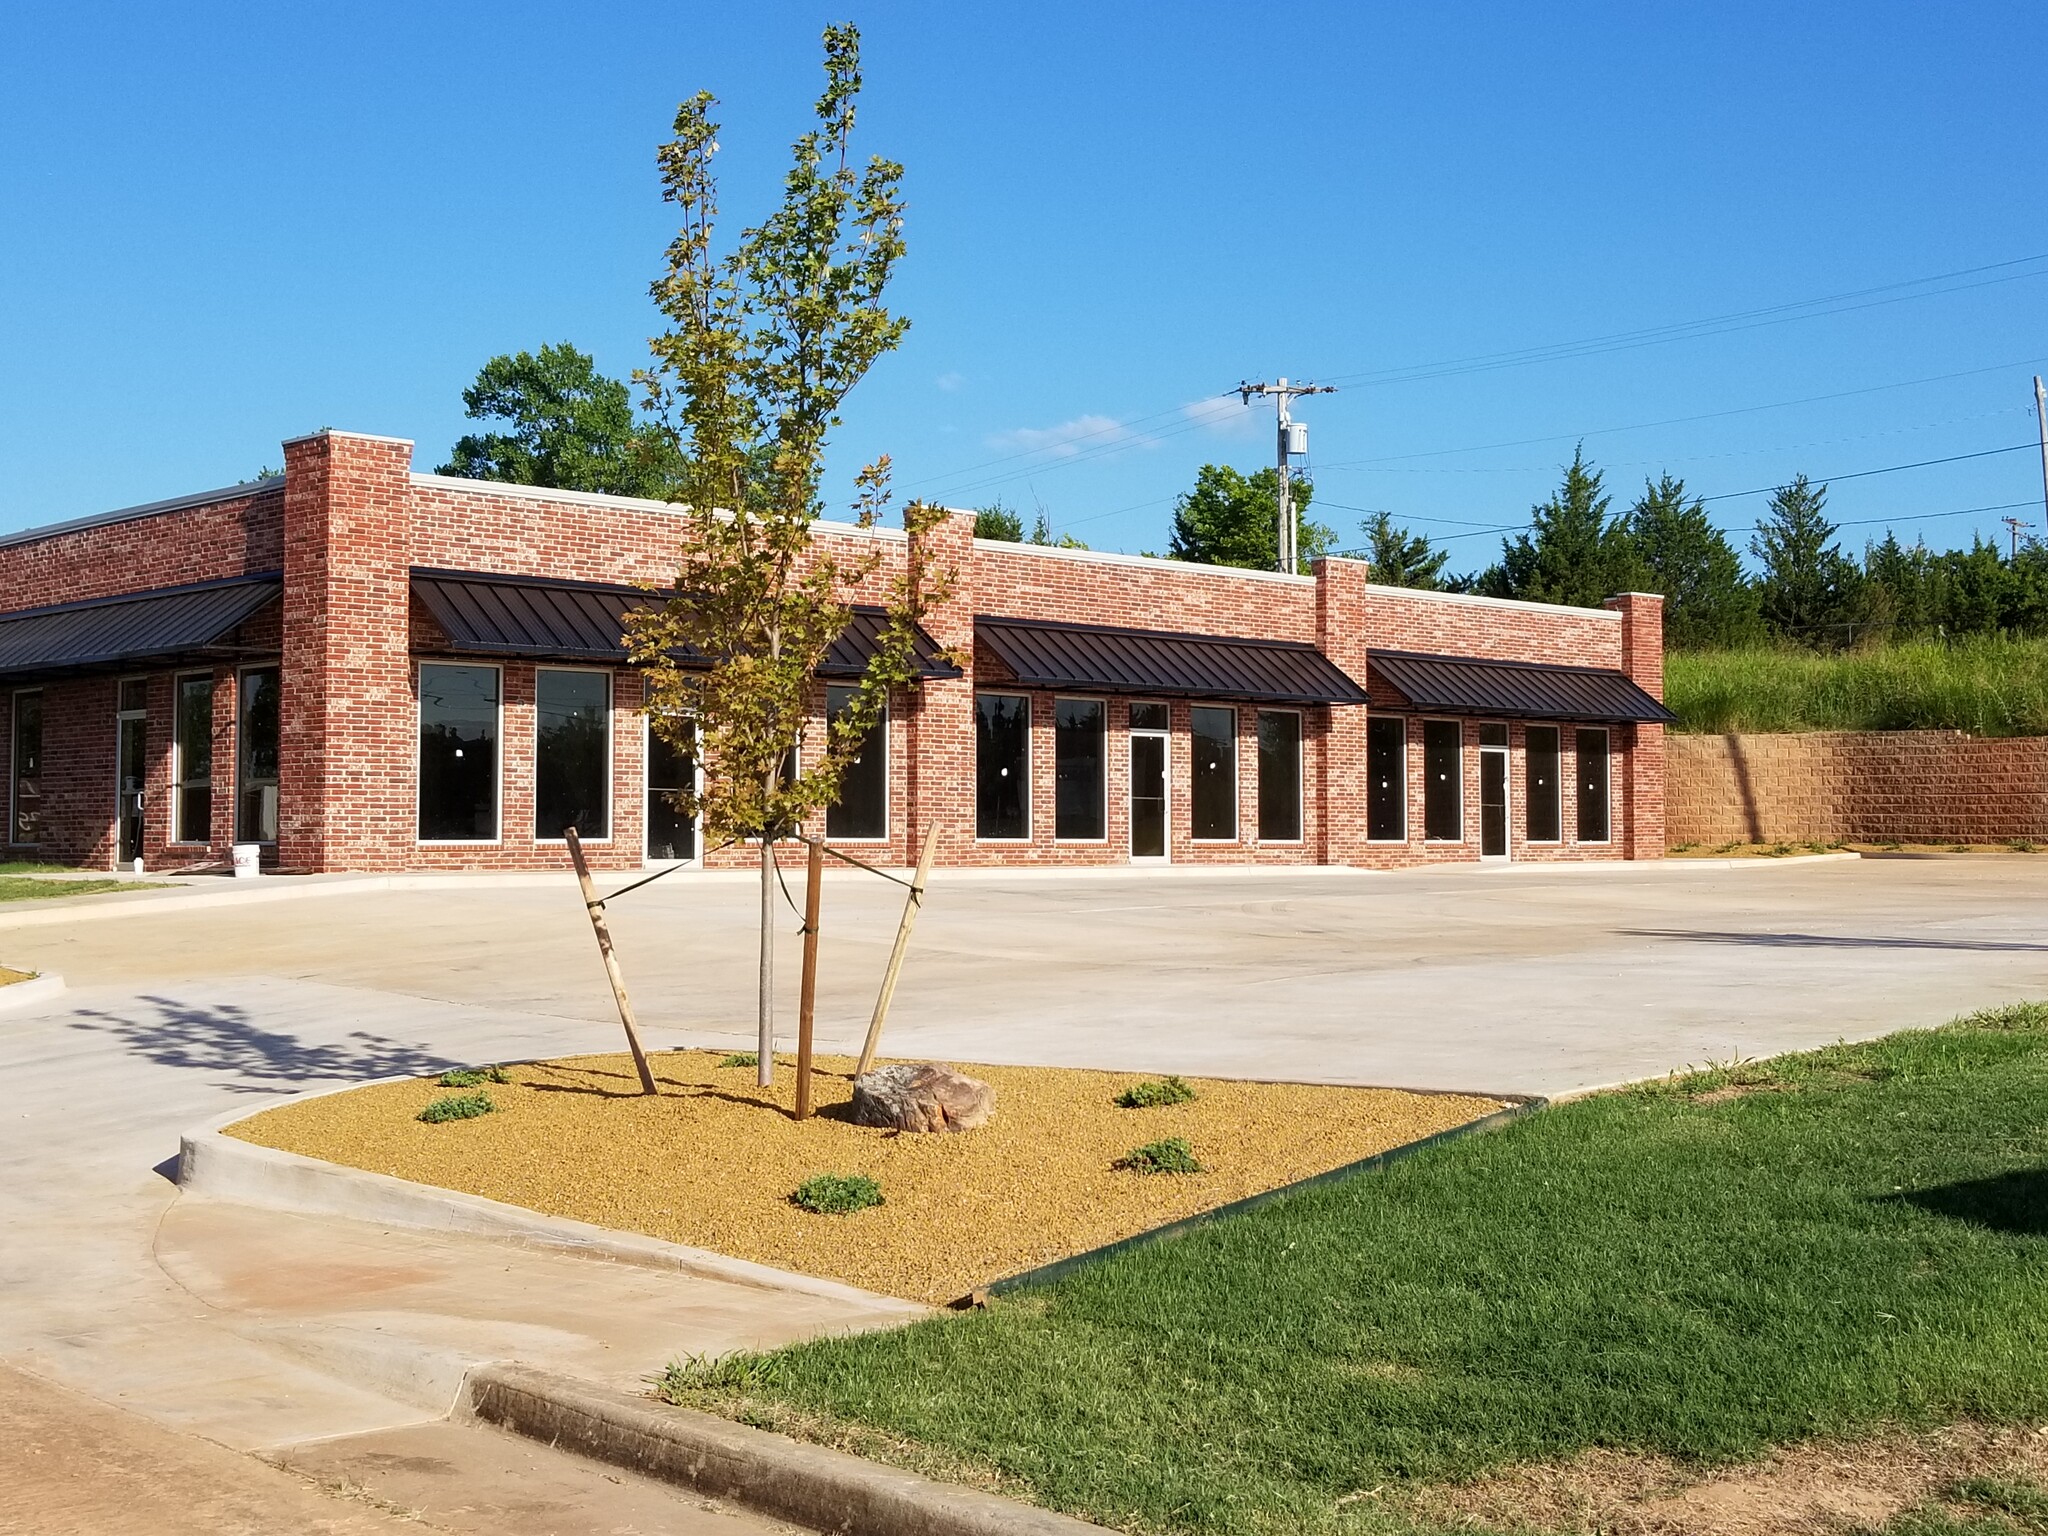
[1693,442,2040,504]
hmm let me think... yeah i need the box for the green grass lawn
[1666,636,2048,735]
[664,1005,2048,1535]
[0,875,150,901]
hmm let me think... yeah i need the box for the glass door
[116,679,147,866]
[1130,731,1169,860]
[1479,746,1510,859]
[644,718,698,864]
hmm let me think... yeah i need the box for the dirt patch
[0,967,32,986]
[226,1052,1504,1305]
[1407,1421,2048,1534]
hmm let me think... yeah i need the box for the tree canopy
[439,342,680,497]
[1628,474,1760,649]
[1168,464,1333,573]
[1751,474,1858,646]
[1360,511,1450,590]
[1480,447,1641,606]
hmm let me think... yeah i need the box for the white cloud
[1182,395,1259,437]
[986,413,1153,458]
[935,371,966,393]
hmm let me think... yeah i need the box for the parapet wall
[1667,730,2048,845]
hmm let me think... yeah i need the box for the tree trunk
[757,835,775,1087]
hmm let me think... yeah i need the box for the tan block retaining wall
[1667,730,2048,846]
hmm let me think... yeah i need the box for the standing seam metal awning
[0,573,282,680]
[975,615,1368,704]
[411,569,961,678]
[1368,649,1676,723]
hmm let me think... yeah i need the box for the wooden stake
[565,826,658,1096]
[795,836,824,1120]
[855,822,940,1077]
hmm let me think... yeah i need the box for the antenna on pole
[1238,377,1337,573]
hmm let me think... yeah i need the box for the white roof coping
[1363,582,1623,620]
[283,428,416,447]
[408,473,912,542]
[0,479,283,551]
[970,536,1316,586]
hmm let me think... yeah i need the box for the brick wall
[1667,730,2048,845]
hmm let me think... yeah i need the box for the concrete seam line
[462,1363,1115,1536]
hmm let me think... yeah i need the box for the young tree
[1627,473,1760,649]
[1485,447,1640,607]
[1360,510,1449,589]
[624,26,952,1087]
[974,501,1025,541]
[439,342,681,497]
[1028,509,1089,550]
[1168,464,1334,572]
[1752,474,1859,646]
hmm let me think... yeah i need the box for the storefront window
[418,664,500,841]
[826,685,888,840]
[1054,698,1106,840]
[1256,710,1301,842]
[535,670,610,840]
[975,693,1030,840]
[1423,719,1462,841]
[1577,727,1611,843]
[1526,725,1561,842]
[236,668,279,844]
[10,690,41,846]
[173,675,213,843]
[1191,706,1237,841]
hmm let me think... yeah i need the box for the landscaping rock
[850,1063,994,1134]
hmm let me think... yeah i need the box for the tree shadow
[1886,1169,2048,1237]
[67,994,453,1094]
[1622,929,2048,953]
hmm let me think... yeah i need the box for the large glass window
[173,675,214,843]
[1191,705,1237,841]
[976,693,1030,839]
[827,685,888,840]
[535,670,610,840]
[10,690,41,846]
[1256,709,1302,842]
[1525,724,1561,842]
[1054,698,1106,840]
[1576,727,1611,843]
[1422,719,1462,842]
[236,668,280,844]
[1367,715,1405,841]
[646,717,697,861]
[419,664,500,841]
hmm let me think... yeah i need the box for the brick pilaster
[903,509,978,864]
[1313,556,1372,865]
[1604,591,1666,861]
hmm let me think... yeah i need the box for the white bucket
[230,843,262,879]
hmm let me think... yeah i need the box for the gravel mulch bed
[0,967,33,986]
[228,1052,1503,1304]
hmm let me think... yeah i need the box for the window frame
[1575,726,1612,845]
[170,670,215,845]
[1189,704,1239,844]
[1255,707,1303,845]
[1524,723,1562,845]
[235,664,281,846]
[1366,714,1407,843]
[415,661,504,846]
[1421,717,1464,844]
[10,687,43,849]
[825,685,890,843]
[974,691,1032,843]
[1052,695,1108,844]
[533,666,613,845]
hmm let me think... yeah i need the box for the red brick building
[0,430,1669,873]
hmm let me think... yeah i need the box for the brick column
[903,509,977,866]
[1312,556,1372,866]
[279,431,416,871]
[1604,591,1666,860]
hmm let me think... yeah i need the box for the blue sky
[4,2,2046,575]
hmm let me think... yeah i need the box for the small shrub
[1115,1137,1203,1175]
[1115,1075,1196,1109]
[717,1051,759,1068]
[657,1349,785,1402]
[418,1091,494,1123]
[792,1173,884,1214]
[2007,840,2038,853]
[437,1065,510,1087]
[1959,1001,2048,1033]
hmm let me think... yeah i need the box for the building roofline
[1362,582,1623,621]
[0,480,283,552]
[406,472,911,543]
[969,536,1316,586]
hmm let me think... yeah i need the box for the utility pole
[2002,516,2033,560]
[1238,377,1336,573]
[2035,375,2048,535]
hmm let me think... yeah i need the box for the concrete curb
[178,1101,927,1319]
[0,973,66,1012]
[463,1362,1115,1536]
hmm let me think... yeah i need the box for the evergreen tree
[440,342,681,497]
[1361,511,1450,589]
[1627,473,1760,648]
[1487,447,1640,606]
[1168,464,1334,573]
[974,502,1024,541]
[1751,474,1858,646]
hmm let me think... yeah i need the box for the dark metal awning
[975,615,1368,705]
[0,573,281,680]
[1369,649,1677,724]
[412,569,961,678]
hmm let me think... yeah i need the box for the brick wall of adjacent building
[1,429,1668,871]
[1667,730,2048,845]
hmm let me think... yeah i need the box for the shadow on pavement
[67,995,451,1093]
[1622,929,2048,953]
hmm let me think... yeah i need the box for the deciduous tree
[440,342,680,497]
[1167,464,1333,572]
